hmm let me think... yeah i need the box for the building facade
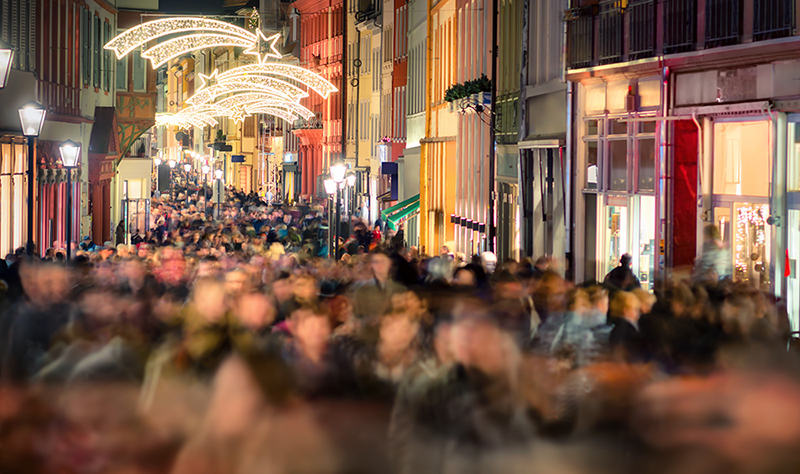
[565,0,800,326]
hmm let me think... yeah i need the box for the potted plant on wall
[445,75,492,114]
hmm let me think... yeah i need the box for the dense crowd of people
[0,185,798,474]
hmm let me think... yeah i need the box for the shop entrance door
[713,198,771,290]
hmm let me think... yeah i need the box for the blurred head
[291,306,331,355]
[190,277,228,323]
[586,285,609,314]
[567,288,591,313]
[225,269,251,296]
[233,292,276,330]
[21,262,70,306]
[453,267,476,287]
[379,313,420,355]
[632,288,657,315]
[620,253,632,267]
[610,291,641,323]
[370,251,392,282]
[292,274,318,303]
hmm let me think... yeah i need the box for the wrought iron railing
[566,7,595,69]
[598,0,624,64]
[663,0,697,54]
[628,0,656,60]
[705,0,742,48]
[753,0,794,41]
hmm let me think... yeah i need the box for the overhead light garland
[104,17,338,126]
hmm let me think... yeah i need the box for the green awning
[381,194,420,221]
[386,199,420,231]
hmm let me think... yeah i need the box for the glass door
[713,200,770,290]
[605,196,628,276]
[635,196,656,291]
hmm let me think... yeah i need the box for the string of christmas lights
[104,18,337,127]
[105,18,256,61]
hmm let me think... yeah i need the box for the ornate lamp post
[18,101,47,256]
[58,140,80,262]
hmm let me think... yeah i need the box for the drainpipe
[487,0,499,253]
[420,0,433,253]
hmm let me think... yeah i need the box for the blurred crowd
[0,189,798,474]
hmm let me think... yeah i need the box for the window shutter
[93,16,100,88]
[82,9,89,85]
[27,0,35,73]
[18,0,25,71]
[10,0,18,69]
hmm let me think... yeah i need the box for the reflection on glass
[586,120,599,136]
[732,202,771,290]
[712,121,770,197]
[586,141,598,190]
[606,204,628,274]
[638,196,656,291]
[609,140,627,191]
[641,121,656,134]
[788,210,800,331]
[610,119,627,135]
[638,138,655,191]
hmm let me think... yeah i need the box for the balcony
[565,0,799,69]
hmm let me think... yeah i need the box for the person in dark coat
[604,253,641,292]
[115,220,126,246]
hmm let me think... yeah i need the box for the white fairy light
[189,79,306,105]
[104,17,256,60]
[244,107,298,124]
[142,34,256,68]
[217,63,338,99]
[189,90,313,120]
[244,100,314,120]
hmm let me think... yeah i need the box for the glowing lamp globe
[18,101,47,137]
[58,140,81,168]
[0,40,14,89]
[345,170,356,187]
[330,160,346,184]
[323,175,336,195]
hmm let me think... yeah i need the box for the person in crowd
[604,253,641,292]
[0,185,795,474]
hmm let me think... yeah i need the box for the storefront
[574,76,663,290]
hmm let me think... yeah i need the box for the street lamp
[19,101,47,257]
[59,140,80,263]
[330,160,346,184]
[183,163,192,206]
[0,40,14,89]
[201,164,210,215]
[323,174,337,258]
[345,170,356,238]
[168,159,176,168]
[214,168,224,219]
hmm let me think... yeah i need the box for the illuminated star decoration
[104,18,337,127]
[243,30,283,64]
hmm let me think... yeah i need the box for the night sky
[157,0,228,14]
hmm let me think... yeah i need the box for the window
[116,57,128,91]
[712,121,771,197]
[132,50,145,91]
